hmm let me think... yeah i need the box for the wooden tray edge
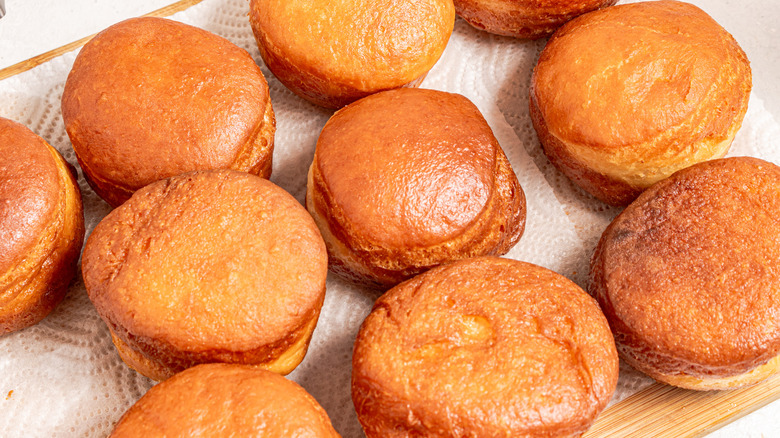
[0,0,204,81]
[585,373,780,437]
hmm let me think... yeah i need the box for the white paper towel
[0,0,778,436]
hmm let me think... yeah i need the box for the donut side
[0,121,84,334]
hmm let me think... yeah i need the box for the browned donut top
[453,0,617,39]
[532,0,750,153]
[0,118,61,273]
[353,256,618,436]
[110,363,340,437]
[590,157,780,375]
[250,0,454,91]
[82,170,327,353]
[62,17,271,191]
[315,88,500,249]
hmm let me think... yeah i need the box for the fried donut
[62,17,275,207]
[111,363,339,437]
[82,170,326,380]
[353,256,619,436]
[306,88,525,289]
[590,157,780,389]
[530,0,751,205]
[249,0,454,108]
[0,117,84,335]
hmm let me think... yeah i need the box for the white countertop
[1,0,779,437]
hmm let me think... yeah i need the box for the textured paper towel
[0,0,778,436]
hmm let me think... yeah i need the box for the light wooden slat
[585,373,780,437]
[0,0,204,81]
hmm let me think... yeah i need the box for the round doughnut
[62,17,275,207]
[590,157,780,390]
[110,363,339,437]
[82,170,327,380]
[248,0,455,109]
[352,256,619,437]
[306,88,526,289]
[0,117,84,335]
[530,0,751,205]
[454,0,617,39]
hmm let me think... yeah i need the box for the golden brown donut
[62,17,275,207]
[352,256,619,437]
[530,0,751,205]
[306,88,526,290]
[248,0,455,109]
[82,170,327,381]
[590,157,780,390]
[454,0,617,39]
[110,363,340,437]
[0,118,84,335]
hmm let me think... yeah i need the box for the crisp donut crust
[82,170,327,380]
[590,157,780,390]
[62,17,275,207]
[248,0,454,109]
[306,88,525,289]
[0,118,84,335]
[110,364,340,437]
[454,0,617,39]
[352,256,619,437]
[530,0,751,205]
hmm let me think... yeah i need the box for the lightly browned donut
[0,117,84,335]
